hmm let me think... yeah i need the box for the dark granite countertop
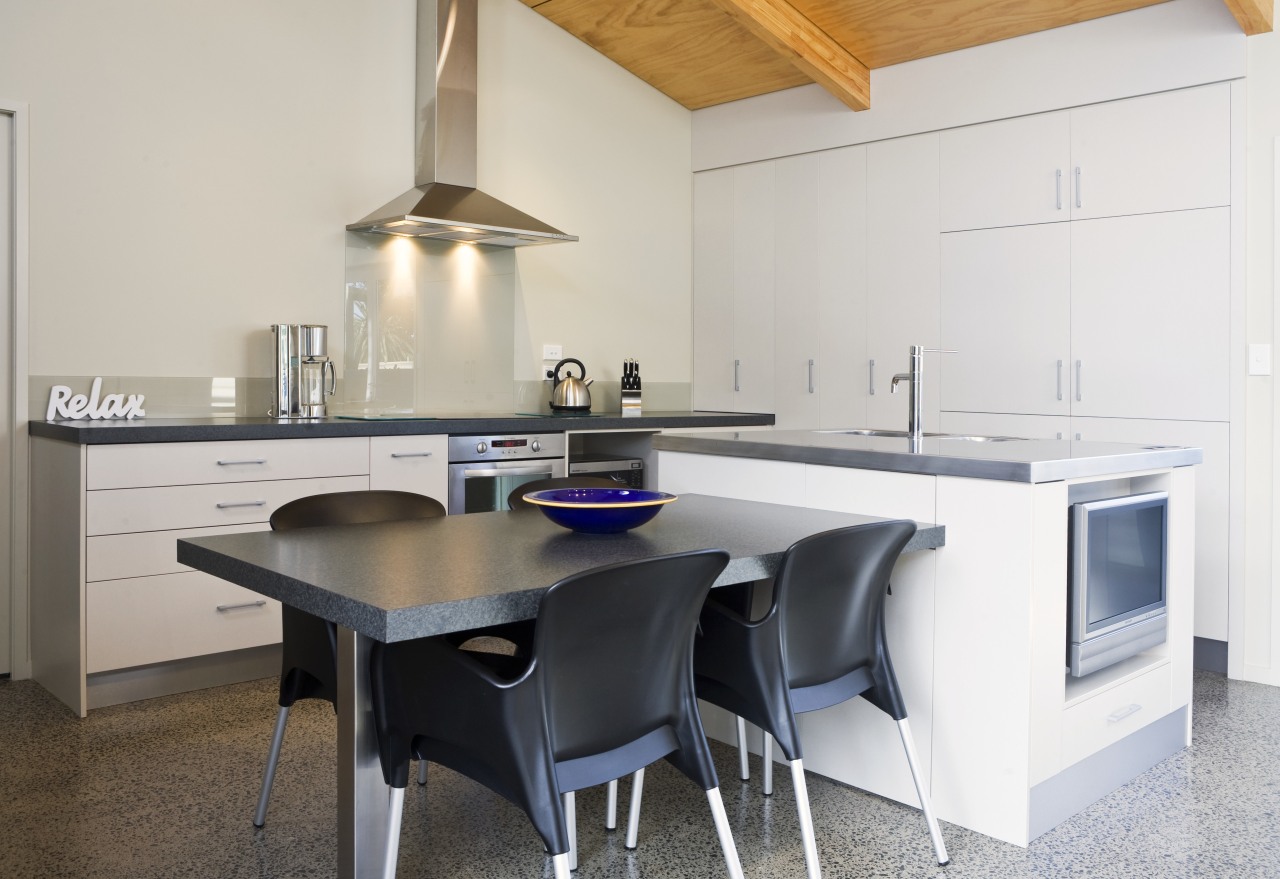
[653,429,1202,483]
[29,410,774,444]
[178,494,943,642]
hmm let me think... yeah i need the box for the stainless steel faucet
[891,345,956,441]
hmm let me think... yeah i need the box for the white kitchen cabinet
[1070,209,1230,421]
[30,436,373,716]
[940,111,1072,232]
[1069,84,1229,222]
[692,168,735,413]
[939,83,1229,232]
[940,223,1072,416]
[941,207,1229,423]
[817,146,869,429]
[866,133,942,433]
[773,154,822,430]
[691,161,776,415]
[369,434,449,509]
[693,146,868,430]
[939,411,1071,440]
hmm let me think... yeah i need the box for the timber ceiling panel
[522,0,1273,110]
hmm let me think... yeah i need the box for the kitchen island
[653,429,1201,847]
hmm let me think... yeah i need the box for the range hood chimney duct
[347,0,578,247]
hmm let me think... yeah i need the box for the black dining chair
[252,489,526,827]
[369,549,746,879]
[691,519,950,876]
[506,475,621,511]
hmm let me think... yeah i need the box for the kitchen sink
[818,428,1023,442]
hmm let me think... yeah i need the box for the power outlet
[542,344,563,361]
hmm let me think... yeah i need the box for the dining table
[176,493,945,878]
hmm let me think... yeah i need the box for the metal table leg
[337,626,393,879]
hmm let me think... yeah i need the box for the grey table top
[653,429,1203,483]
[177,494,943,643]
[30,410,773,445]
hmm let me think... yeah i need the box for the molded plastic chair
[253,489,508,827]
[369,549,745,879]
[506,476,621,511]
[693,520,949,876]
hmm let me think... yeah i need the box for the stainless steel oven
[448,433,566,514]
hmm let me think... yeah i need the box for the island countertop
[653,428,1203,483]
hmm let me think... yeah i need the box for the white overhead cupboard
[692,133,940,433]
[691,81,1235,644]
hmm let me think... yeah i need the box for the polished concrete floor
[0,670,1276,878]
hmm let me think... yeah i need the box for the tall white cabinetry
[937,83,1232,641]
[692,134,939,433]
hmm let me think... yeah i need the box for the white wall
[0,0,693,385]
[1245,27,1280,686]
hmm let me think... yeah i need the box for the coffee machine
[271,324,336,418]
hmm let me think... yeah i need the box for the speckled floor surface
[0,670,1275,878]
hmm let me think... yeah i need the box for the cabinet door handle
[390,451,434,458]
[868,359,876,396]
[1056,359,1063,401]
[216,600,267,612]
[733,359,741,393]
[217,458,266,466]
[808,359,815,394]
[1055,169,1062,210]
[1075,166,1082,209]
[1106,703,1143,724]
[1075,360,1082,402]
[216,500,267,509]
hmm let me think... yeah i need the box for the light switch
[543,344,563,361]
[1248,343,1272,376]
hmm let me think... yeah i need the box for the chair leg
[735,716,750,781]
[896,718,950,866]
[705,787,746,879]
[550,852,572,879]
[564,790,578,871]
[383,785,406,879]
[605,778,618,829]
[417,760,428,786]
[624,767,645,850]
[790,759,822,879]
[253,704,290,827]
[763,731,774,796]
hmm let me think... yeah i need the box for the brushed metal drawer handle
[216,500,267,509]
[1106,703,1142,724]
[390,451,434,458]
[216,458,267,466]
[216,600,267,612]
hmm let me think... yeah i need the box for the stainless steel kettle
[550,358,593,411]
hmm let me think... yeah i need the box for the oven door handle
[461,465,557,478]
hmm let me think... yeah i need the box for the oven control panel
[448,433,566,463]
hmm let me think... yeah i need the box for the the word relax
[47,377,146,421]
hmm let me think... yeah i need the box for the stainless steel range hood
[347,0,577,247]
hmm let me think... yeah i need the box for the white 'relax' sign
[47,377,146,420]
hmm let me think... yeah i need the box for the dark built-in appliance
[568,455,645,489]
[448,433,566,514]
[1067,491,1169,677]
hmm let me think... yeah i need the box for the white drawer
[1062,662,1172,767]
[86,523,270,582]
[86,475,369,535]
[369,435,449,510]
[86,571,282,673]
[87,437,370,489]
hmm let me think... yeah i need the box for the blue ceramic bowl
[522,488,678,534]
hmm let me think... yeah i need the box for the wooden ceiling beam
[707,0,871,111]
[1221,0,1274,35]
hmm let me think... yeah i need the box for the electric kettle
[550,358,593,411]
